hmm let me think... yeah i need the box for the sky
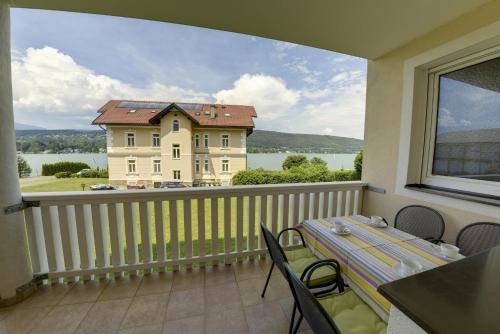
[10,9,367,138]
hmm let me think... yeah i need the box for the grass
[21,177,109,192]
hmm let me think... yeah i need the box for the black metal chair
[456,222,500,256]
[284,263,386,334]
[394,205,445,243]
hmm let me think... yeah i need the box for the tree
[354,149,363,179]
[282,155,309,170]
[310,157,327,167]
[17,156,32,178]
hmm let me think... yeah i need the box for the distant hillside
[247,130,363,153]
[15,122,45,130]
[16,129,105,153]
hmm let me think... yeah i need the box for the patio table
[297,215,462,320]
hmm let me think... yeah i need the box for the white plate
[366,221,387,228]
[431,245,460,260]
[331,227,351,236]
[392,262,422,278]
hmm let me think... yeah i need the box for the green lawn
[21,177,109,192]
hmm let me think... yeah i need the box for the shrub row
[54,168,108,179]
[42,161,90,176]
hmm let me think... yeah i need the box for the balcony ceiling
[11,0,491,59]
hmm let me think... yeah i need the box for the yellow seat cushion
[284,247,313,261]
[319,290,387,334]
[288,255,337,287]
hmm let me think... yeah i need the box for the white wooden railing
[22,181,366,282]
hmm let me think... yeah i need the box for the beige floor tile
[121,293,169,329]
[98,276,141,301]
[234,260,265,281]
[31,302,93,334]
[136,272,173,296]
[237,276,291,307]
[206,307,249,334]
[204,282,242,313]
[17,283,72,308]
[204,265,236,287]
[166,288,205,321]
[0,306,14,322]
[278,297,310,331]
[59,280,109,305]
[172,269,205,291]
[76,298,132,333]
[162,315,204,334]
[0,306,52,334]
[118,324,163,334]
[244,302,289,334]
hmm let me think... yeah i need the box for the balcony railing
[22,181,366,282]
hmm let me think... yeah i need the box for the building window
[172,119,180,132]
[172,144,180,159]
[126,133,135,147]
[222,159,229,173]
[127,159,136,173]
[195,159,200,173]
[419,49,500,196]
[173,170,181,180]
[152,133,160,147]
[194,134,200,148]
[204,159,209,173]
[221,134,230,148]
[153,159,161,174]
[204,134,209,148]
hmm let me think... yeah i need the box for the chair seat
[284,247,314,261]
[288,253,337,287]
[319,290,387,334]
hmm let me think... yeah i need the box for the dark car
[127,184,146,189]
[90,184,115,191]
[160,182,187,189]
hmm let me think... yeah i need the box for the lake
[20,153,356,176]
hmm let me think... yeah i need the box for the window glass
[128,160,136,173]
[153,159,161,173]
[194,134,200,148]
[172,144,180,159]
[222,159,229,172]
[433,56,500,182]
[204,159,209,172]
[204,134,209,148]
[222,134,229,148]
[173,170,181,180]
[195,159,200,173]
[126,133,135,147]
[152,133,160,147]
[172,119,180,132]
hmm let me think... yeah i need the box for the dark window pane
[433,56,500,182]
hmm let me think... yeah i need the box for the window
[204,134,209,148]
[152,133,160,147]
[204,159,209,173]
[172,144,180,159]
[153,159,161,174]
[173,170,181,180]
[195,159,200,173]
[126,133,135,147]
[221,134,229,148]
[172,119,180,132]
[419,48,500,196]
[194,134,200,148]
[222,159,229,173]
[127,159,136,173]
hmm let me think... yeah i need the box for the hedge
[42,161,90,176]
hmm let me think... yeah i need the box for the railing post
[0,3,33,302]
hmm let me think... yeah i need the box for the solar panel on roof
[118,101,171,109]
[176,103,203,110]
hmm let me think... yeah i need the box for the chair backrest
[284,263,340,334]
[394,205,445,241]
[456,222,500,256]
[260,223,288,275]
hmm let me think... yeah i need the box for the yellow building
[92,100,257,188]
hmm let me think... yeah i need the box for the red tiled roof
[92,100,257,129]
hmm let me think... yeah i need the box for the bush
[78,169,109,178]
[282,155,309,170]
[354,149,363,180]
[42,161,90,176]
[17,156,32,178]
[55,171,72,178]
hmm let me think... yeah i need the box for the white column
[0,2,33,299]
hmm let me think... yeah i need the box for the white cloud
[11,47,209,128]
[329,70,362,84]
[322,128,333,135]
[214,74,300,122]
[273,41,298,52]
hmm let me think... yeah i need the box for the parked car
[160,182,187,189]
[127,184,146,189]
[75,169,91,176]
[90,184,115,191]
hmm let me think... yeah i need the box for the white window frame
[204,159,209,173]
[221,134,230,148]
[396,21,500,217]
[172,119,180,132]
[195,159,200,173]
[172,144,180,159]
[194,134,200,148]
[152,133,160,147]
[204,134,209,148]
[221,159,230,173]
[153,159,161,174]
[125,132,136,148]
[173,170,181,180]
[127,158,137,174]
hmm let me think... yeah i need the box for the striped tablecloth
[297,215,462,316]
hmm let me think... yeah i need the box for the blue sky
[10,9,367,138]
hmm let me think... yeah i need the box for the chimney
[210,105,216,119]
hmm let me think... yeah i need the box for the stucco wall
[362,0,500,243]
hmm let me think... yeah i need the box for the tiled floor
[0,259,313,334]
